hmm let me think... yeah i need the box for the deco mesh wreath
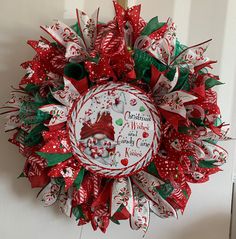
[2,1,229,233]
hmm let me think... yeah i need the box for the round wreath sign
[1,1,229,233]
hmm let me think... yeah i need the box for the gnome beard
[79,112,116,166]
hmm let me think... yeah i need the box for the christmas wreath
[1,1,229,233]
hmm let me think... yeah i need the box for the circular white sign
[68,83,161,178]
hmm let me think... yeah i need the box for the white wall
[0,1,81,239]
[0,1,235,239]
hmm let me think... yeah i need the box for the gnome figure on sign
[79,112,117,166]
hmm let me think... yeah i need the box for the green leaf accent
[156,183,174,199]
[74,168,85,189]
[141,17,165,36]
[205,78,224,89]
[198,160,217,168]
[147,162,160,177]
[72,205,85,221]
[36,152,72,167]
[139,106,145,112]
[115,118,123,126]
[24,124,47,146]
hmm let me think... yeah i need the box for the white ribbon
[131,171,177,219]
[111,177,134,217]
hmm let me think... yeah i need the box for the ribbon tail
[65,42,89,62]
[58,187,73,217]
[39,104,68,126]
[76,8,99,51]
[51,77,80,107]
[37,180,61,206]
[158,91,197,118]
[131,171,177,219]
[130,185,150,233]
[41,21,84,48]
[111,177,134,220]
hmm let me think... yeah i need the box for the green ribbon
[174,40,186,57]
[147,162,160,178]
[133,49,167,82]
[64,63,86,81]
[54,177,65,187]
[24,124,47,146]
[35,110,51,123]
[148,162,174,199]
[178,125,196,134]
[214,117,222,127]
[24,84,40,94]
[182,189,190,199]
[72,205,85,221]
[71,22,82,37]
[205,78,224,90]
[110,217,121,225]
[170,67,190,91]
[74,167,85,189]
[34,92,48,104]
[141,16,165,36]
[19,102,41,120]
[189,118,205,127]
[156,182,174,199]
[17,172,26,179]
[36,152,73,167]
[20,91,54,125]
[198,160,217,168]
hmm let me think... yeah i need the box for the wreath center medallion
[68,83,161,178]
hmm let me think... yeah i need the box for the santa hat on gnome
[80,112,115,141]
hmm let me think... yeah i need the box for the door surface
[0,1,235,239]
